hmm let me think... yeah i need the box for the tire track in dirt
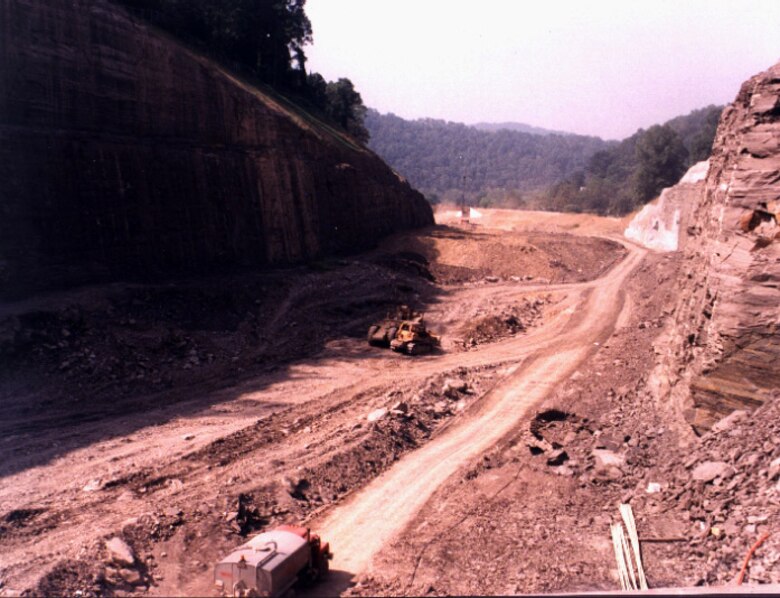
[310,241,645,588]
[0,229,634,594]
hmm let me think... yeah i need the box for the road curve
[311,240,646,583]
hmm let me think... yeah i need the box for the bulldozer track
[310,239,646,588]
[0,225,640,595]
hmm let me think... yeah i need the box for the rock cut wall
[0,0,433,298]
[660,62,780,432]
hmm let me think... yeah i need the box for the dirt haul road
[0,221,634,595]
[313,239,646,586]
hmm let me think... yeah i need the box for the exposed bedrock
[649,62,780,432]
[0,0,433,299]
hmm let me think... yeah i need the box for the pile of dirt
[522,387,780,588]
[650,399,780,585]
[377,226,626,285]
[458,297,548,348]
[0,257,435,417]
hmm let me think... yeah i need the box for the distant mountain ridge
[365,105,723,215]
[365,109,613,198]
[471,121,573,137]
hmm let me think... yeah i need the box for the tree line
[114,0,721,215]
[114,0,369,141]
[365,110,610,202]
[366,106,722,215]
[542,105,722,214]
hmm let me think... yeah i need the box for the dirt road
[313,239,645,586]
[0,221,635,595]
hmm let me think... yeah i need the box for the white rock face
[679,159,710,184]
[624,192,681,252]
[624,160,710,252]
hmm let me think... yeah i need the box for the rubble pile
[379,227,626,285]
[285,368,490,512]
[459,297,548,349]
[0,258,433,404]
[524,383,780,587]
[654,398,780,585]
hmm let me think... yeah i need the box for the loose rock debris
[4,223,770,596]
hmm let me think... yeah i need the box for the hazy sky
[305,1,780,139]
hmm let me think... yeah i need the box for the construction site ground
[1,209,778,596]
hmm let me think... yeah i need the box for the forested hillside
[365,110,611,203]
[544,105,722,214]
[472,122,570,136]
[366,106,722,215]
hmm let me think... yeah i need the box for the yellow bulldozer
[367,306,441,356]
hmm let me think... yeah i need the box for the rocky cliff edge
[0,0,433,299]
[637,62,780,432]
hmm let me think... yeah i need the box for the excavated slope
[663,61,780,432]
[0,0,432,299]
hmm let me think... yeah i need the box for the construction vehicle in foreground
[214,525,331,597]
[367,305,441,355]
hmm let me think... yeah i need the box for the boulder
[741,453,761,467]
[283,476,309,498]
[433,401,450,415]
[390,401,408,415]
[119,568,143,585]
[367,408,388,422]
[692,461,735,483]
[106,537,135,566]
[554,465,575,477]
[592,449,625,480]
[527,436,553,454]
[711,410,748,434]
[83,478,103,492]
[442,378,468,397]
[592,449,625,470]
[768,457,780,481]
[546,449,569,466]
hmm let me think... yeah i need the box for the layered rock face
[661,62,780,432]
[0,0,432,299]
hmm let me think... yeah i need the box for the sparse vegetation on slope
[115,0,370,142]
